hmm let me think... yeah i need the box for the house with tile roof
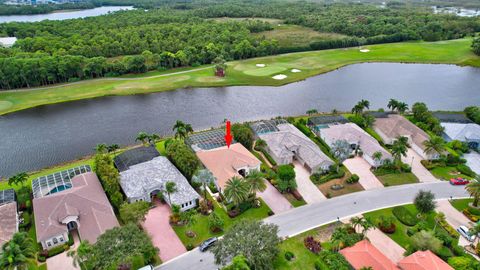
[441,122,480,150]
[318,123,392,167]
[257,123,334,173]
[33,172,119,250]
[196,143,261,190]
[373,114,439,160]
[0,202,18,249]
[398,250,453,270]
[119,156,200,211]
[340,239,400,270]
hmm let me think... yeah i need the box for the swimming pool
[47,184,72,195]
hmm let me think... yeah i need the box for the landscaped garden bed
[317,170,364,198]
[421,156,476,181]
[373,162,419,186]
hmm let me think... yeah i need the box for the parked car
[199,237,217,252]
[450,177,469,185]
[457,225,476,242]
[137,265,154,270]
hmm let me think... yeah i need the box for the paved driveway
[293,161,326,203]
[436,200,473,246]
[46,231,80,270]
[142,202,186,262]
[343,157,383,190]
[258,180,293,214]
[402,149,438,182]
[465,152,480,175]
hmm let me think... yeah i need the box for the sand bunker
[256,64,266,67]
[360,49,370,53]
[291,69,301,73]
[272,74,287,80]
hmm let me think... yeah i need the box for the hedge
[457,164,476,178]
[346,174,359,184]
[392,206,419,226]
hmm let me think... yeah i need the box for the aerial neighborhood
[0,97,479,270]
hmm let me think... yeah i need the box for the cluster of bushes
[376,215,396,234]
[314,250,351,270]
[254,139,277,166]
[284,251,295,261]
[449,255,480,270]
[232,123,255,150]
[375,161,411,175]
[392,206,419,226]
[465,106,480,124]
[94,152,124,210]
[273,165,297,193]
[457,164,476,178]
[463,205,480,222]
[38,243,70,261]
[166,139,200,180]
[472,38,480,57]
[447,140,470,155]
[304,236,322,254]
[310,166,345,184]
[345,174,359,184]
[411,102,444,135]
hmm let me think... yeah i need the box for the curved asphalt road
[158,182,469,270]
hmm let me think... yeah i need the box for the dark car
[199,237,217,252]
[450,177,469,185]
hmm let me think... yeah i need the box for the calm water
[0,63,479,177]
[0,6,133,23]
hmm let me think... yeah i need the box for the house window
[53,238,58,244]
[47,241,52,247]
[59,237,64,242]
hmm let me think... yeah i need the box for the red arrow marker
[225,120,232,148]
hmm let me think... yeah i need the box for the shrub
[448,256,480,270]
[457,164,476,177]
[284,251,295,261]
[67,233,74,246]
[435,230,453,248]
[47,245,66,258]
[468,205,480,216]
[452,245,466,256]
[186,244,194,251]
[315,168,345,184]
[314,260,328,270]
[435,246,454,261]
[411,230,443,253]
[392,206,419,226]
[304,236,322,254]
[277,165,296,192]
[346,174,359,184]
[37,255,46,263]
[376,215,396,234]
[463,208,479,222]
[318,250,351,270]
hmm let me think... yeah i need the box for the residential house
[441,122,480,150]
[340,239,400,270]
[318,123,392,167]
[256,122,334,173]
[196,143,261,191]
[0,189,18,249]
[119,156,200,211]
[33,171,119,250]
[398,250,453,270]
[373,114,439,160]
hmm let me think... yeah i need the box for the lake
[0,63,479,177]
[0,6,134,23]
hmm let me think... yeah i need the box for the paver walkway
[436,200,473,247]
[142,202,187,262]
[46,231,80,270]
[343,157,383,190]
[293,161,326,203]
[465,152,480,175]
[258,180,293,214]
[402,149,438,182]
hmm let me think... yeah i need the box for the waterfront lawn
[430,166,473,181]
[375,172,419,186]
[173,197,272,247]
[1,38,479,115]
[450,198,473,213]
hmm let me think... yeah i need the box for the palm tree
[387,99,399,112]
[397,102,409,114]
[391,137,408,168]
[245,170,266,197]
[352,104,363,115]
[165,181,177,205]
[362,113,375,128]
[8,172,28,187]
[224,176,249,209]
[359,99,370,110]
[0,232,35,270]
[135,132,149,145]
[67,240,93,269]
[466,181,480,207]
[107,144,119,154]
[360,217,375,236]
[423,136,445,161]
[173,120,191,140]
[94,143,107,154]
[372,151,383,169]
[192,169,215,200]
[255,139,267,150]
[147,133,161,146]
[349,216,364,232]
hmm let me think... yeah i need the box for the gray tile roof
[442,122,480,141]
[259,123,334,170]
[119,156,199,205]
[308,115,348,126]
[433,113,472,123]
[374,114,431,151]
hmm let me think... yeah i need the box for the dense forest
[0,0,479,89]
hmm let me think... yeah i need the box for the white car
[457,225,476,242]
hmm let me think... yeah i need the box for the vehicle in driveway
[138,265,154,270]
[457,225,476,242]
[199,237,217,252]
[450,177,469,185]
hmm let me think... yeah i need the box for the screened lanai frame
[186,129,234,151]
[32,165,91,199]
[250,119,288,135]
[0,189,15,206]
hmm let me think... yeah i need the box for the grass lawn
[375,172,419,186]
[1,38,479,115]
[450,198,473,212]
[273,223,340,270]
[430,166,473,181]
[317,170,364,198]
[283,192,307,208]
[173,196,272,247]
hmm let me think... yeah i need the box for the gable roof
[196,143,261,189]
[433,112,472,124]
[33,172,118,244]
[398,250,453,270]
[441,122,480,141]
[119,156,200,204]
[321,123,391,159]
[0,202,17,248]
[374,114,431,151]
[259,123,333,170]
[308,115,349,126]
[340,239,400,270]
[114,146,160,172]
